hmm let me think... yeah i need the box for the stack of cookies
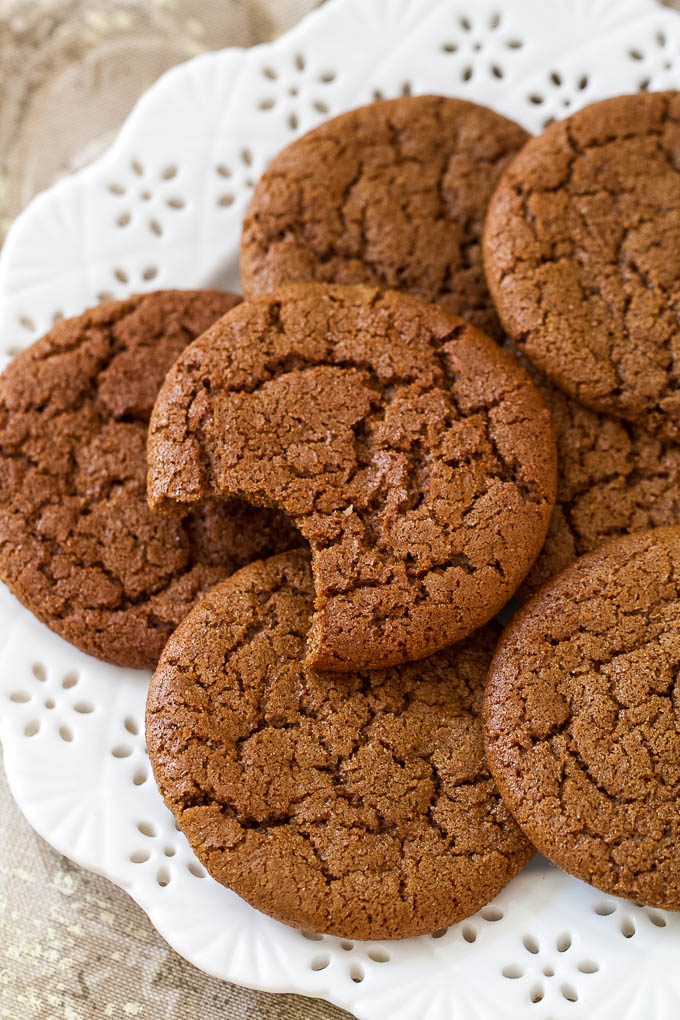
[1,91,679,940]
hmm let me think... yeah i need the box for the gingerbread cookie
[484,91,680,441]
[147,549,532,939]
[508,344,680,600]
[484,526,680,910]
[241,95,529,340]
[0,291,298,668]
[147,284,557,671]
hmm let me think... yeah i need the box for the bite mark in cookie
[147,284,557,671]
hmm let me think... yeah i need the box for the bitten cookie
[484,91,680,440]
[241,95,529,340]
[147,284,557,671]
[508,345,680,600]
[146,549,532,940]
[484,526,680,910]
[0,291,298,669]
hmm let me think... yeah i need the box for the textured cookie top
[509,345,680,600]
[484,526,680,910]
[241,95,529,340]
[484,91,680,440]
[146,549,532,940]
[147,284,556,671]
[0,291,297,669]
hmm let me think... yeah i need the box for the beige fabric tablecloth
[1,1,678,1017]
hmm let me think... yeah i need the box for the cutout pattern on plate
[1,1,680,1018]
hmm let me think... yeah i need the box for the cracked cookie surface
[147,284,557,671]
[484,526,680,909]
[0,290,298,669]
[241,95,528,341]
[484,91,680,440]
[146,549,532,939]
[508,344,680,601]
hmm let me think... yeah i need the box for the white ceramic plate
[1,1,680,1017]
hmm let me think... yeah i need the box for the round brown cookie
[0,291,298,669]
[240,95,529,340]
[146,549,532,939]
[484,91,680,441]
[484,526,680,910]
[507,343,680,601]
[147,284,557,671]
